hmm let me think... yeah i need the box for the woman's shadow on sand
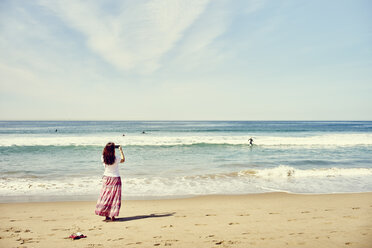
[113,213,175,222]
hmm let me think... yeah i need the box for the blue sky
[0,0,371,120]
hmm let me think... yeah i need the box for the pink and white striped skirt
[95,176,122,217]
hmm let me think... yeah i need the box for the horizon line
[1,119,371,122]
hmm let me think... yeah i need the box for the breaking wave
[1,133,372,147]
[1,166,371,201]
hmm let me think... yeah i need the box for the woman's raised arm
[119,146,125,163]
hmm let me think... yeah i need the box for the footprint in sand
[352,207,360,210]
[301,211,310,214]
[165,239,179,243]
[87,244,104,247]
[205,214,216,216]
[113,238,124,241]
[161,225,173,228]
[17,238,39,245]
[269,212,280,215]
[228,222,239,225]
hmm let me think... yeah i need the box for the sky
[0,0,371,120]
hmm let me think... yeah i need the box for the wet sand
[0,192,371,248]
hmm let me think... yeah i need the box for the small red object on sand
[69,232,87,240]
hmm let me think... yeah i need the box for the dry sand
[0,193,371,248]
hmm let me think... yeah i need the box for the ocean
[0,121,371,202]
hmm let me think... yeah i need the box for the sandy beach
[0,193,371,248]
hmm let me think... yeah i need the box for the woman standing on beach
[95,142,125,221]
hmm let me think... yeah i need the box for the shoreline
[1,192,371,247]
[2,191,372,204]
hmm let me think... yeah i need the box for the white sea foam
[0,176,102,198]
[183,166,372,179]
[1,166,371,201]
[1,133,372,147]
[256,165,372,178]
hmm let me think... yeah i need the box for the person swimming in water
[248,137,253,146]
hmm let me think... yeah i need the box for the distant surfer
[248,137,254,146]
[55,129,58,132]
[142,131,146,134]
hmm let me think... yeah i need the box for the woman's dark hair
[103,142,116,165]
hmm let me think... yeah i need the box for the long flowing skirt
[95,176,122,217]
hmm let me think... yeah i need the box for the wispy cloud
[39,0,211,74]
[3,0,369,120]
[164,0,232,73]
